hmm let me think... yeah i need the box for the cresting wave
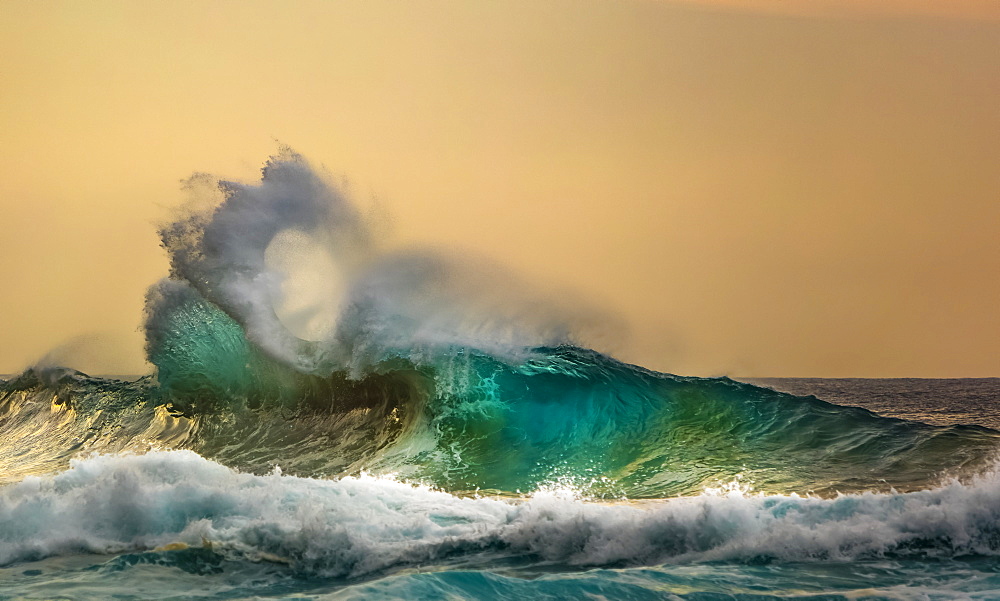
[151,151,606,378]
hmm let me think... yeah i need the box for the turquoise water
[3,152,999,599]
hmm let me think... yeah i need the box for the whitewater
[2,152,999,600]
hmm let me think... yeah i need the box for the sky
[1,0,998,377]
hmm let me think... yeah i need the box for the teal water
[2,152,999,599]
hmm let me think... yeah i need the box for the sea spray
[151,150,613,380]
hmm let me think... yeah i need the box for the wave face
[3,343,998,499]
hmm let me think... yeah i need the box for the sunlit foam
[264,228,347,342]
[702,474,758,498]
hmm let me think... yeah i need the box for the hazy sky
[1,0,998,377]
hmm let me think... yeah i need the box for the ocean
[746,378,1000,430]
[2,153,999,600]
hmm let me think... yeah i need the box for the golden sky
[1,0,998,377]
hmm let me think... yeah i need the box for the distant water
[746,378,1000,429]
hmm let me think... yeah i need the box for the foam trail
[6,451,1000,577]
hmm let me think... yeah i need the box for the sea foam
[3,451,1000,577]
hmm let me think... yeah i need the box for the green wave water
[4,285,997,498]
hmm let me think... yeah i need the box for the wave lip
[150,151,609,383]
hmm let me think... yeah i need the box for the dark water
[746,378,1000,429]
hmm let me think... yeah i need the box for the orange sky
[1,0,998,377]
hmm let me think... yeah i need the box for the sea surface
[747,378,1000,430]
[2,153,999,600]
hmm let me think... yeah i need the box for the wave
[5,451,1000,578]
[2,151,997,498]
[3,344,997,498]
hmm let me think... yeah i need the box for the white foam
[3,451,1000,577]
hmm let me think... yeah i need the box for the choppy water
[2,152,998,600]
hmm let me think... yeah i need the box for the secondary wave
[5,451,1000,578]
